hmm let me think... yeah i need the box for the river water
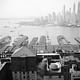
[0,19,80,45]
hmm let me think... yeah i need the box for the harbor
[0,0,80,80]
[0,30,80,80]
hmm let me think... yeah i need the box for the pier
[0,35,80,80]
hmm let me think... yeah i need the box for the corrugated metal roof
[12,46,36,57]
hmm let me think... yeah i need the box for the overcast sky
[0,0,79,18]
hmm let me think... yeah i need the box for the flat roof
[37,53,60,56]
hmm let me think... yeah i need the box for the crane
[12,35,28,47]
[74,37,80,44]
[0,36,12,58]
[0,36,11,49]
[57,35,73,52]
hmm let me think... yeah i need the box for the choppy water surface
[0,19,80,45]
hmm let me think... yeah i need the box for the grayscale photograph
[0,0,80,80]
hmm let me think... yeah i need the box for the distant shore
[17,21,80,28]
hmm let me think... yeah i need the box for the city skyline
[34,1,80,26]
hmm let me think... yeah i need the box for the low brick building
[11,46,37,80]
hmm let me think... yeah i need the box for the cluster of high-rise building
[34,1,80,26]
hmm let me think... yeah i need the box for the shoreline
[17,21,80,28]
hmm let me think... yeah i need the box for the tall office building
[77,1,80,24]
[77,2,80,15]
[69,8,71,24]
[73,3,76,14]
[71,3,76,25]
[63,5,66,23]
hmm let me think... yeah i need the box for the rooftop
[12,46,36,57]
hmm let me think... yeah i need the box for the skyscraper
[71,3,76,25]
[63,5,66,23]
[73,3,76,14]
[77,1,80,24]
[77,2,80,14]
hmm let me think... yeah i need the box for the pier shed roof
[12,46,36,57]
